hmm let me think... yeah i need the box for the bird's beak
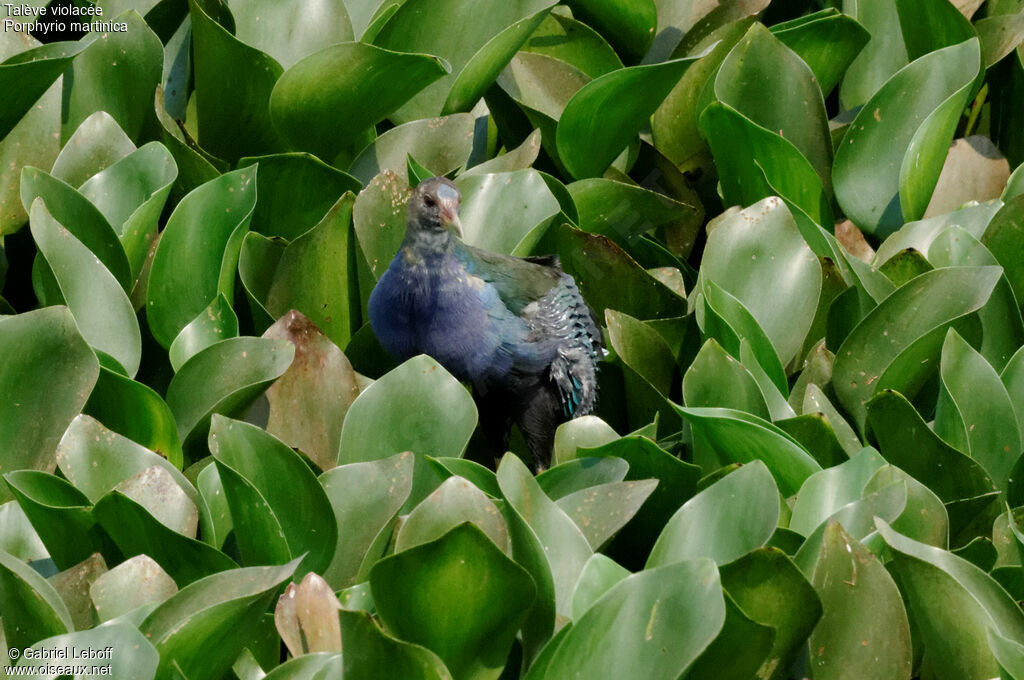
[440,198,463,238]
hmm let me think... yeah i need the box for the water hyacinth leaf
[19,166,133,291]
[990,628,1024,680]
[319,451,413,589]
[456,169,560,254]
[562,0,656,63]
[895,0,975,61]
[169,293,239,372]
[807,520,912,680]
[93,491,237,586]
[195,464,230,550]
[933,329,1021,491]
[62,11,162,144]
[428,457,502,499]
[839,0,907,110]
[982,195,1024,312]
[682,339,768,418]
[605,309,675,398]
[339,609,454,680]
[0,502,47,563]
[270,44,448,162]
[681,591,774,680]
[56,414,195,508]
[29,199,141,377]
[520,12,622,78]
[0,307,98,495]
[353,169,412,281]
[556,479,657,550]
[833,265,1002,431]
[349,113,477,185]
[678,407,821,496]
[567,177,696,249]
[209,416,337,574]
[647,460,778,567]
[140,559,298,680]
[275,573,342,656]
[0,548,71,651]
[535,456,628,500]
[556,56,699,179]
[699,196,822,367]
[976,11,1024,68]
[789,448,886,537]
[337,355,477,506]
[228,0,353,71]
[569,553,629,621]
[259,194,356,349]
[396,476,508,553]
[147,165,257,349]
[263,310,362,471]
[873,200,1000,267]
[878,518,1024,679]
[769,8,870,96]
[90,554,178,622]
[372,0,554,123]
[864,464,948,548]
[555,225,688,322]
[241,153,359,241]
[188,0,285,161]
[370,523,535,680]
[111,464,197,537]
[2,471,108,571]
[714,23,832,191]
[0,40,86,141]
[774,413,850,470]
[0,67,61,236]
[16,621,158,679]
[497,453,592,618]
[165,336,295,447]
[803,384,861,456]
[527,559,724,680]
[720,548,822,680]
[833,39,982,236]
[463,128,543,177]
[580,436,701,561]
[552,415,619,465]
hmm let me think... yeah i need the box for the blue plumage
[368,177,602,470]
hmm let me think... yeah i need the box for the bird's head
[408,177,463,238]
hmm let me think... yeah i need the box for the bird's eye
[424,196,436,208]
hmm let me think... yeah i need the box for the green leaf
[520,12,622,78]
[833,265,1002,431]
[714,23,832,192]
[982,195,1024,314]
[681,591,774,680]
[337,355,477,507]
[699,196,822,366]
[873,200,1000,266]
[0,502,47,564]
[552,416,619,465]
[564,0,655,62]
[397,476,508,553]
[17,622,158,680]
[339,609,454,680]
[556,57,698,179]
[0,307,98,499]
[0,548,72,651]
[229,0,353,70]
[349,113,477,185]
[865,464,948,548]
[807,520,912,680]
[497,453,591,619]
[140,560,298,680]
[90,554,178,622]
[189,0,284,162]
[535,457,627,500]
[270,43,448,162]
[62,11,162,144]
[682,339,769,419]
[567,177,697,249]
[165,336,295,448]
[677,407,822,496]
[0,40,86,141]
[147,165,257,349]
[569,553,629,620]
[833,39,982,236]
[895,0,976,61]
[769,8,870,96]
[50,110,134,191]
[29,199,141,377]
[209,416,337,574]
[790,448,887,537]
[3,470,108,571]
[372,0,554,123]
[371,523,535,680]
[720,548,822,680]
[647,460,779,567]
[839,0,907,109]
[457,169,560,254]
[169,293,239,372]
[934,328,1021,491]
[556,479,657,550]
[878,518,1024,678]
[526,559,724,680]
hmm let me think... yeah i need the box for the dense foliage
[2,0,1024,678]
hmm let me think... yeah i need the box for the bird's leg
[473,383,512,467]
[516,384,563,473]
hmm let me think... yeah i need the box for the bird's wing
[458,244,564,314]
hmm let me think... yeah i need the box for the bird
[368,176,603,471]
